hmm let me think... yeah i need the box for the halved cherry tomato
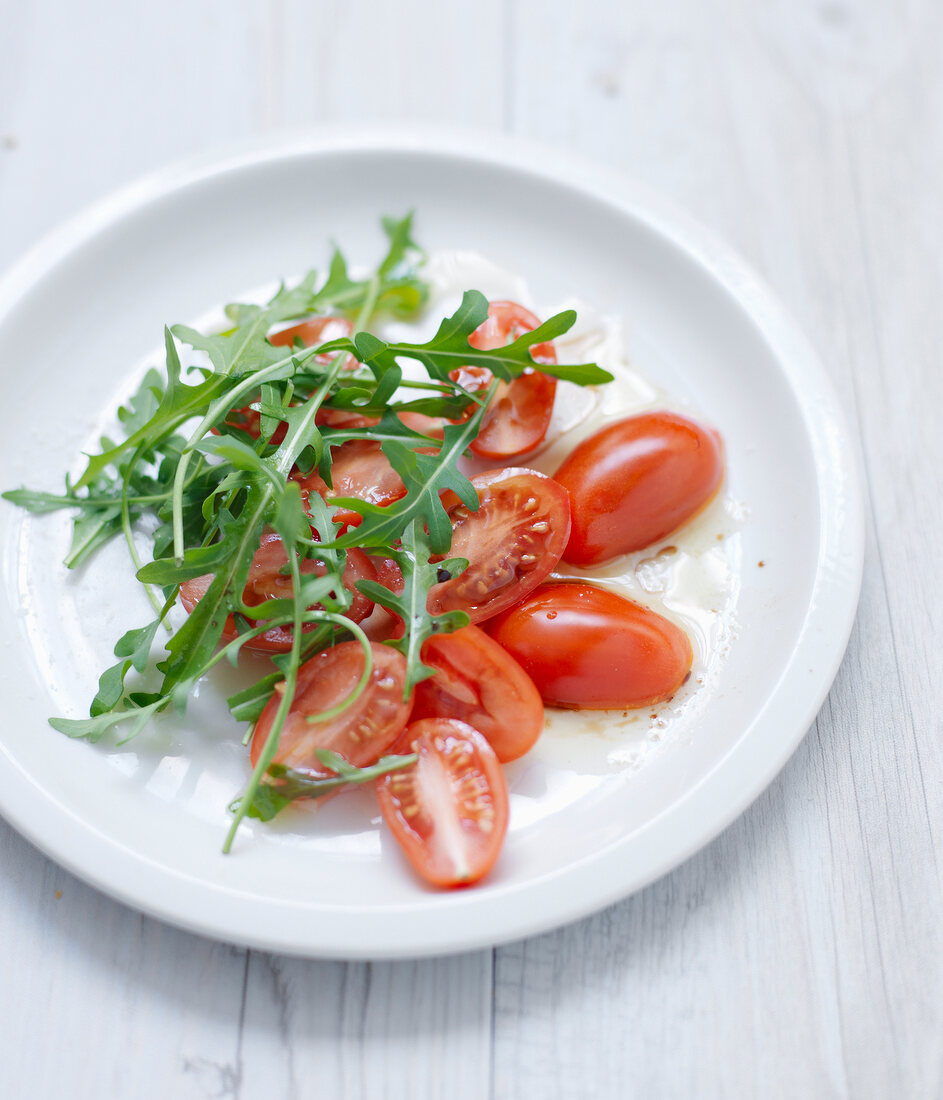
[269,316,354,367]
[357,555,407,642]
[466,301,558,460]
[395,303,559,455]
[315,406,379,431]
[217,404,284,442]
[178,530,377,652]
[295,441,439,528]
[372,555,405,594]
[487,583,693,710]
[219,317,358,441]
[411,626,543,762]
[251,642,412,777]
[377,718,508,888]
[554,411,724,563]
[428,468,570,624]
[396,409,447,438]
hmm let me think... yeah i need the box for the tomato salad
[3,217,726,890]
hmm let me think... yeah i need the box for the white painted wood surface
[1,0,940,1096]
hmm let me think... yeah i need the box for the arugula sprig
[357,519,471,696]
[233,751,418,822]
[2,214,611,846]
[322,289,613,388]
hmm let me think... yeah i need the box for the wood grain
[2,0,941,1096]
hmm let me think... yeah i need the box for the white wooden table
[2,2,940,1096]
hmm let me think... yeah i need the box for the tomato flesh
[251,642,412,777]
[178,530,377,652]
[220,317,357,441]
[554,411,724,563]
[487,583,693,710]
[296,441,439,528]
[411,626,543,762]
[377,718,509,887]
[428,468,571,624]
[466,301,558,459]
[391,302,558,456]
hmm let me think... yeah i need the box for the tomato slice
[411,626,543,762]
[219,318,358,441]
[465,301,558,460]
[295,440,405,525]
[397,410,447,438]
[395,303,558,456]
[178,530,377,652]
[315,406,380,431]
[553,411,725,562]
[372,555,405,594]
[428,468,570,624]
[296,440,440,528]
[486,583,693,709]
[251,642,412,777]
[217,403,284,442]
[377,718,509,887]
[269,316,355,368]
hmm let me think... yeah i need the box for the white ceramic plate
[0,132,862,958]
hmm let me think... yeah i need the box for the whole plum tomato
[553,411,724,564]
[486,583,693,710]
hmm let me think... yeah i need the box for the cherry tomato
[486,583,693,710]
[411,626,543,762]
[220,318,358,441]
[315,406,379,431]
[554,411,724,563]
[391,304,557,454]
[295,441,406,528]
[371,555,405,594]
[355,555,407,643]
[295,442,439,528]
[466,301,558,459]
[251,642,412,776]
[269,316,355,369]
[376,718,509,888]
[178,530,377,652]
[428,468,571,624]
[396,410,447,438]
[217,403,284,442]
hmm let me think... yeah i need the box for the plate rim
[0,128,864,958]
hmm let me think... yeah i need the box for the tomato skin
[411,626,543,762]
[219,318,358,441]
[391,303,558,456]
[178,531,377,652]
[486,583,693,710]
[269,316,355,369]
[428,468,571,624]
[466,301,558,460]
[554,411,724,563]
[251,642,412,777]
[295,441,439,529]
[377,718,509,888]
[295,440,407,528]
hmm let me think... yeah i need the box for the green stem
[222,545,307,854]
[222,289,387,852]
[353,275,381,332]
[171,344,324,563]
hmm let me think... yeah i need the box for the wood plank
[239,951,493,1099]
[0,2,505,1097]
[495,1,943,1096]
[4,0,943,1095]
[0,827,249,1099]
